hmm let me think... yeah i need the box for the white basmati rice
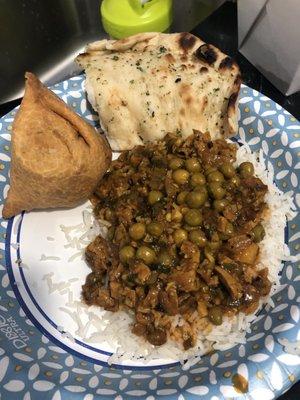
[52,142,297,366]
[59,209,103,262]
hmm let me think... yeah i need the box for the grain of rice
[79,231,92,241]
[83,210,93,227]
[75,238,82,251]
[74,311,85,337]
[68,278,79,283]
[59,288,71,296]
[68,251,83,262]
[64,242,74,249]
[75,224,85,233]
[42,272,54,280]
[49,282,70,294]
[40,254,61,261]
[67,290,73,303]
[59,306,77,322]
[46,236,55,241]
[82,319,93,340]
[45,279,51,291]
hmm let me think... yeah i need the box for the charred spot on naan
[178,32,197,51]
[200,66,208,73]
[180,54,188,62]
[226,74,242,134]
[228,91,239,110]
[219,56,238,70]
[194,44,217,65]
[77,52,90,59]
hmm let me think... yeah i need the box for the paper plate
[0,75,299,399]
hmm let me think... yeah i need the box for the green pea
[168,157,184,170]
[176,191,188,205]
[119,246,135,264]
[213,199,228,212]
[207,170,224,183]
[157,250,173,266]
[172,169,190,185]
[185,190,207,208]
[199,282,209,294]
[171,208,183,222]
[251,223,265,243]
[104,209,114,221]
[185,158,201,172]
[208,182,226,199]
[208,306,223,325]
[147,222,164,237]
[148,190,163,205]
[173,228,188,245]
[136,246,156,265]
[129,223,146,241]
[190,172,206,187]
[184,209,202,226]
[208,239,221,251]
[189,230,207,247]
[220,162,236,178]
[239,162,254,178]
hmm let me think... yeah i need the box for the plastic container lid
[101,0,173,39]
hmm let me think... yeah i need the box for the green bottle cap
[101,0,173,39]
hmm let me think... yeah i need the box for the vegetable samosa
[2,73,111,218]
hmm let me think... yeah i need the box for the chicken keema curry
[82,132,271,349]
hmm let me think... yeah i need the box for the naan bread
[76,32,241,151]
[2,73,111,219]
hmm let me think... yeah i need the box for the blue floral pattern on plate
[0,76,299,399]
